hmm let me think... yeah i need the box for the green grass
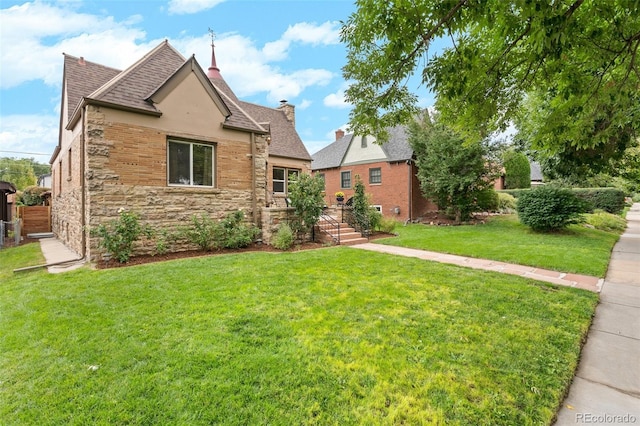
[379,215,619,277]
[2,246,598,425]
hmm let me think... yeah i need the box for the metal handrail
[317,213,341,244]
[342,207,371,238]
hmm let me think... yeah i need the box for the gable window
[369,167,382,184]
[361,136,368,148]
[273,167,300,194]
[168,140,214,187]
[341,171,352,189]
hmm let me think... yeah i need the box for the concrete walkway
[554,204,640,425]
[38,237,85,273]
[352,243,603,292]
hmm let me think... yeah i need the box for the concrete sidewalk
[38,237,85,273]
[352,243,603,292]
[554,204,640,425]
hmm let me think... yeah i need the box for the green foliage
[288,173,325,236]
[475,188,499,212]
[517,186,585,232]
[499,189,531,199]
[497,192,517,213]
[272,223,295,250]
[215,210,259,249]
[0,157,38,190]
[18,185,48,206]
[503,150,531,189]
[585,210,627,234]
[92,210,152,262]
[573,188,627,214]
[342,1,640,168]
[184,211,258,251]
[184,213,219,251]
[376,216,397,233]
[409,113,500,222]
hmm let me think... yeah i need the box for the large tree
[342,0,640,163]
[0,157,38,190]
[408,113,499,223]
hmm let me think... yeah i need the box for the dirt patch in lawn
[96,232,395,269]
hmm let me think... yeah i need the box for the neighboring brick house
[51,40,311,260]
[312,127,436,221]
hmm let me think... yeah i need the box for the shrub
[19,186,48,206]
[573,188,627,214]
[93,210,152,262]
[272,223,294,250]
[184,214,219,251]
[475,188,499,212]
[497,192,517,213]
[585,210,627,234]
[367,207,383,231]
[503,150,531,189]
[516,186,585,232]
[376,216,397,233]
[499,189,531,199]
[288,173,325,236]
[215,210,259,249]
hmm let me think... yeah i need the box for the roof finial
[206,27,222,79]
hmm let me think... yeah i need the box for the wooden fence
[17,206,51,236]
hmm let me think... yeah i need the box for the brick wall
[317,161,436,221]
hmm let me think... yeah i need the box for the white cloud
[0,1,152,89]
[298,99,312,110]
[0,115,59,160]
[167,0,225,15]
[175,33,333,104]
[282,21,341,45]
[323,87,350,109]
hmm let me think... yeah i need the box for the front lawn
[2,246,597,425]
[378,215,619,277]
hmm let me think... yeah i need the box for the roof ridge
[211,81,267,133]
[63,53,122,73]
[88,40,185,100]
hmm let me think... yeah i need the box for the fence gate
[0,219,21,249]
[16,206,51,236]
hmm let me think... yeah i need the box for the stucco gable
[312,125,413,171]
[146,56,231,120]
[88,40,186,115]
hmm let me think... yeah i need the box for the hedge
[499,187,627,214]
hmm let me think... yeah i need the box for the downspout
[251,133,258,225]
[80,105,87,259]
[407,159,413,222]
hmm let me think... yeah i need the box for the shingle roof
[62,54,120,125]
[88,40,185,114]
[240,101,311,160]
[311,133,352,170]
[311,125,413,170]
[209,78,267,133]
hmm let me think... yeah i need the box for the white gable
[342,135,387,165]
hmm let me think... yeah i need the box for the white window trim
[167,139,215,187]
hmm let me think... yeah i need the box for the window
[67,148,72,180]
[273,167,300,194]
[361,136,368,148]
[168,140,214,186]
[369,167,382,184]
[317,173,326,190]
[341,171,352,189]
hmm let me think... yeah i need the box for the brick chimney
[278,100,295,126]
[335,129,345,141]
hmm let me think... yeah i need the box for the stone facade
[53,105,269,261]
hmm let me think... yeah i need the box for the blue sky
[0,0,436,163]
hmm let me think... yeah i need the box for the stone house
[51,40,311,260]
[312,127,436,221]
